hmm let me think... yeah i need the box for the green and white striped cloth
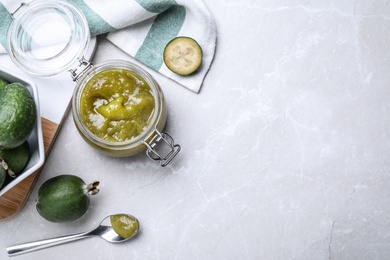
[0,0,217,93]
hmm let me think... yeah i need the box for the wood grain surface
[0,118,59,220]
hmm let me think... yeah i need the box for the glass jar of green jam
[72,60,180,166]
[7,0,180,166]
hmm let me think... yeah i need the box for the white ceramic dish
[0,66,45,196]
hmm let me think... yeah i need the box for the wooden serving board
[0,118,59,220]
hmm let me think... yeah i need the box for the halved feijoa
[163,37,203,76]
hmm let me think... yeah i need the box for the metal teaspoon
[6,214,139,256]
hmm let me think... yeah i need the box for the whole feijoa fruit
[0,78,9,91]
[0,167,6,189]
[0,83,37,149]
[0,141,30,189]
[36,175,100,222]
[0,141,30,175]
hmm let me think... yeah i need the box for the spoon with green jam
[6,214,139,256]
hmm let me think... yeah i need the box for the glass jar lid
[7,0,90,77]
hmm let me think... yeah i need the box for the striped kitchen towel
[0,0,217,93]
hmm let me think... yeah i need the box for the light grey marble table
[1,1,390,259]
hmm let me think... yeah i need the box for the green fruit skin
[0,141,30,175]
[36,175,90,223]
[0,83,37,149]
[0,167,5,188]
[0,79,9,91]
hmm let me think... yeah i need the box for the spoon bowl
[6,214,139,256]
[94,214,140,243]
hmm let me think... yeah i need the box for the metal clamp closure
[143,129,181,167]
[11,2,27,18]
[69,57,93,82]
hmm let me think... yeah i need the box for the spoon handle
[6,230,93,256]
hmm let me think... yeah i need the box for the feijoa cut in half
[163,37,203,76]
[36,175,100,222]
